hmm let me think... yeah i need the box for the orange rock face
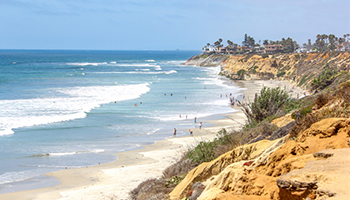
[170,118,350,200]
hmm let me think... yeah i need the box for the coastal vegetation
[130,52,350,200]
[239,87,289,126]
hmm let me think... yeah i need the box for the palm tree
[263,39,269,46]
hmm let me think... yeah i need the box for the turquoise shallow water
[0,50,241,193]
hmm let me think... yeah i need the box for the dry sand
[0,79,308,200]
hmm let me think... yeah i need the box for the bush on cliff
[311,67,338,91]
[187,128,240,164]
[239,87,289,126]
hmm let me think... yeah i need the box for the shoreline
[0,79,309,200]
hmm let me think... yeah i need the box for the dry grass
[129,154,196,200]
[162,155,197,179]
[315,93,331,109]
[240,121,278,145]
[129,178,171,200]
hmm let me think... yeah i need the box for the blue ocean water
[0,50,240,193]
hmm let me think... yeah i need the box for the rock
[268,121,295,141]
[312,150,334,159]
[277,148,350,199]
[187,182,206,200]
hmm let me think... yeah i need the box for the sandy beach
[0,79,309,200]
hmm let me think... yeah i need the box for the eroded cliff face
[185,52,350,91]
[170,83,350,200]
[221,52,350,91]
[170,118,350,200]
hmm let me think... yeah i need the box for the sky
[0,0,349,50]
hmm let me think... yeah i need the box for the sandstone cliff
[221,52,350,90]
[185,52,350,92]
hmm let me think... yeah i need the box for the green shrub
[298,75,309,86]
[239,87,289,126]
[215,128,238,146]
[186,128,240,164]
[311,67,338,91]
[277,71,286,78]
[291,104,314,120]
[187,141,216,164]
[237,69,245,79]
[282,95,315,114]
[165,174,186,187]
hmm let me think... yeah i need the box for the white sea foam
[0,129,14,136]
[0,83,150,136]
[93,70,177,75]
[154,65,162,70]
[110,61,117,64]
[91,149,105,153]
[114,63,156,67]
[31,149,106,157]
[0,171,35,185]
[164,70,176,74]
[162,60,185,65]
[146,128,160,135]
[66,62,108,66]
[145,60,155,62]
[49,152,77,156]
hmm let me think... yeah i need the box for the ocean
[0,50,240,193]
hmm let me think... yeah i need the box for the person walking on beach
[173,128,177,137]
[188,129,193,136]
[194,117,197,123]
[199,122,202,130]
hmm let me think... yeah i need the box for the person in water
[188,129,193,136]
[173,128,177,137]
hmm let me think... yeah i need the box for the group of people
[173,118,202,137]
[230,94,245,106]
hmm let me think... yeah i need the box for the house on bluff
[265,44,283,54]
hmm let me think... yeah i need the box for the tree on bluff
[242,34,255,48]
[214,38,223,47]
[281,37,297,53]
